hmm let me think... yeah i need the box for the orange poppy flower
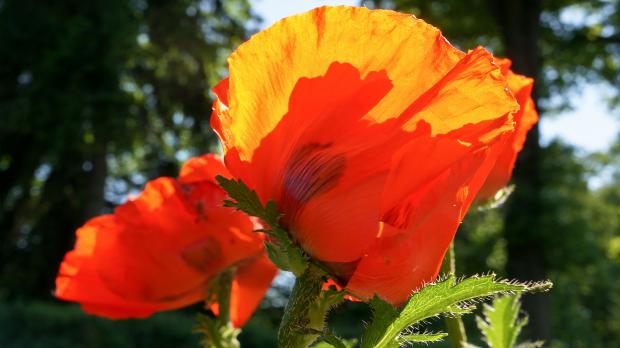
[212,6,518,304]
[55,155,277,327]
[477,58,539,201]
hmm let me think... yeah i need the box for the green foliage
[361,275,551,348]
[455,140,620,347]
[456,208,507,277]
[540,141,620,347]
[237,310,281,348]
[362,296,400,347]
[327,301,374,343]
[314,334,346,348]
[216,176,308,276]
[475,295,543,348]
[0,300,285,348]
[0,301,199,348]
[314,338,358,348]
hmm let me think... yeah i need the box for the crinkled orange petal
[398,47,518,135]
[477,59,539,201]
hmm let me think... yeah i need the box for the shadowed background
[1,0,619,347]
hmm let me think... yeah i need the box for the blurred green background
[1,0,619,347]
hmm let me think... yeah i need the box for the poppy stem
[195,269,240,348]
[440,242,468,348]
[215,268,234,324]
[277,264,327,348]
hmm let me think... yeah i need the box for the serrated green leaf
[216,176,266,220]
[476,295,524,348]
[216,176,281,227]
[216,176,308,275]
[399,332,448,343]
[264,243,290,270]
[309,287,346,327]
[476,295,545,348]
[361,274,550,348]
[263,200,281,225]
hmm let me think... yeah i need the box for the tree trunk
[83,149,108,220]
[487,0,551,341]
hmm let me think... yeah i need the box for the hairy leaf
[361,274,551,348]
[476,294,545,348]
[476,295,524,348]
[400,332,448,343]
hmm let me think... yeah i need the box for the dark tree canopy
[0,0,254,299]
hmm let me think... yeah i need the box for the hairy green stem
[440,242,468,348]
[277,264,327,348]
[197,269,240,348]
[215,269,234,324]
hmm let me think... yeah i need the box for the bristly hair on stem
[193,270,240,348]
[440,242,469,348]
